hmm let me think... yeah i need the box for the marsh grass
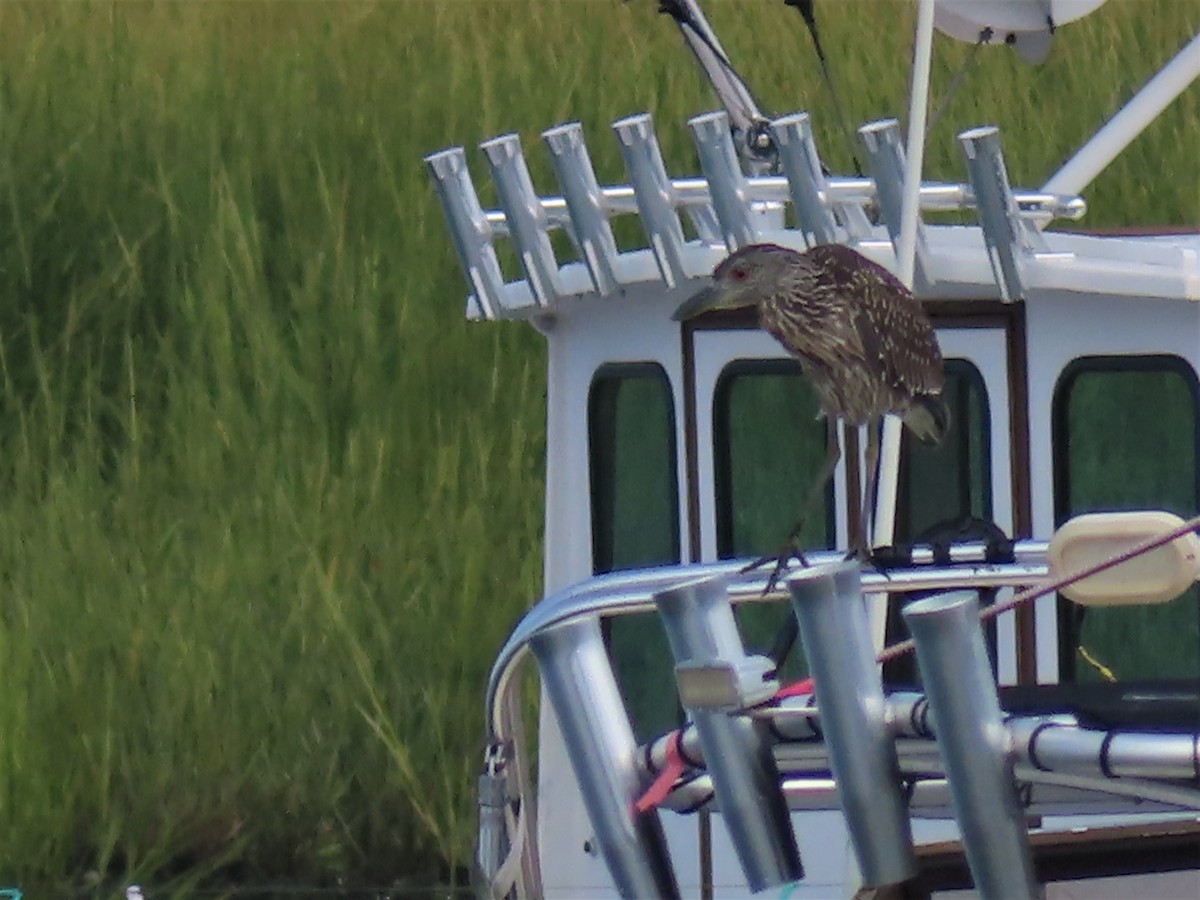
[0,0,1195,894]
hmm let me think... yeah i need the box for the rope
[634,729,688,814]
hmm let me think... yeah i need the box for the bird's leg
[742,418,841,594]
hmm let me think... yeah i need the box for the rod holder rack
[480,133,562,306]
[613,113,690,290]
[427,114,1086,320]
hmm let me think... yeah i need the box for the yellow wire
[1077,645,1118,683]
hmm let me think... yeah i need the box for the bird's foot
[741,542,810,595]
[844,544,892,580]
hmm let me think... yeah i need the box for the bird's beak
[672,283,721,322]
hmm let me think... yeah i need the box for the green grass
[0,0,1196,894]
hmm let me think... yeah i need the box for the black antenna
[783,0,864,176]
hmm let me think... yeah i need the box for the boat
[425,1,1200,896]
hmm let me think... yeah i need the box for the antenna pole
[872,0,936,650]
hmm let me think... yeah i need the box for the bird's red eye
[730,267,748,282]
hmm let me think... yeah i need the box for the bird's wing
[851,270,945,395]
[804,245,944,395]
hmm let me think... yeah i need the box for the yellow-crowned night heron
[674,242,948,579]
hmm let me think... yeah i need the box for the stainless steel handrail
[485,543,1050,738]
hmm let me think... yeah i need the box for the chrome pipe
[788,562,918,888]
[529,618,680,899]
[903,592,1041,899]
[1010,718,1200,781]
[653,576,803,891]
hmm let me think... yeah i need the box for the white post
[870,0,937,651]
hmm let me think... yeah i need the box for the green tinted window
[1053,357,1200,682]
[589,364,680,574]
[588,363,680,740]
[713,360,833,677]
[714,359,835,558]
[896,359,993,541]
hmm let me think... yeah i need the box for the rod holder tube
[654,576,803,891]
[423,147,508,319]
[688,110,757,250]
[530,618,680,900]
[542,122,622,296]
[476,762,509,891]
[959,126,1028,300]
[859,119,928,286]
[612,113,688,289]
[903,591,1041,899]
[479,133,561,306]
[788,562,918,888]
[770,112,837,246]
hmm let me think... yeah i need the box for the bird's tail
[904,393,951,445]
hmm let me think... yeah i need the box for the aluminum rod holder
[787,562,918,888]
[529,618,680,900]
[688,111,757,251]
[903,591,1041,899]
[859,119,929,286]
[423,147,507,320]
[612,113,688,289]
[479,133,562,306]
[770,112,837,246]
[959,126,1033,301]
[476,759,509,891]
[542,122,622,296]
[654,576,803,891]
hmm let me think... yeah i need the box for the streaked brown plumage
[674,241,949,574]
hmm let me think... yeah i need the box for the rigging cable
[925,27,992,137]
